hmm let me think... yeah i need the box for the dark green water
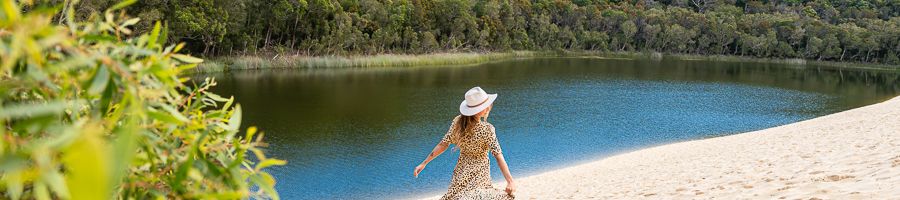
[203,58,899,199]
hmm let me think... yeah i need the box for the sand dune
[424,96,900,199]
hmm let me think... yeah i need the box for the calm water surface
[203,58,899,199]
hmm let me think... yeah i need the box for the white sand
[424,96,900,199]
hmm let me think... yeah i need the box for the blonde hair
[451,115,480,140]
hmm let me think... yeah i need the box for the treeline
[62,0,900,64]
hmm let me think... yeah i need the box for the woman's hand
[413,164,426,178]
[505,181,516,197]
[494,153,515,197]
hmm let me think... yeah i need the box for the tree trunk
[866,50,872,62]
[691,0,704,12]
[840,49,846,61]
[733,43,740,55]
[202,41,210,55]
[264,28,272,50]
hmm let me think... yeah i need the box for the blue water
[205,58,898,199]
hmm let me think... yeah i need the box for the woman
[414,86,516,199]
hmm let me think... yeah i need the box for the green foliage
[0,0,282,199]
[170,0,229,55]
[57,0,900,65]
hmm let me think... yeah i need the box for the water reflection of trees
[198,58,899,144]
[472,58,900,103]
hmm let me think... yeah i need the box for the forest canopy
[59,0,900,64]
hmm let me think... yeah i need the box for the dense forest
[59,0,900,64]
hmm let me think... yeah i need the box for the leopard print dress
[439,115,514,200]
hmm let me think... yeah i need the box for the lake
[202,57,899,199]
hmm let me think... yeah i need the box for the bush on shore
[0,1,282,199]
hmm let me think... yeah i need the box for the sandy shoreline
[424,96,900,199]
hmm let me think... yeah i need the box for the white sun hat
[459,86,498,116]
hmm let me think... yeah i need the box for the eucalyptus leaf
[107,0,137,11]
[33,182,50,200]
[88,66,110,95]
[255,159,287,171]
[171,54,204,64]
[205,92,229,102]
[0,155,27,173]
[121,18,140,27]
[0,100,68,119]
[148,21,161,48]
[228,105,242,131]
[43,169,71,199]
[159,104,189,122]
[3,171,23,200]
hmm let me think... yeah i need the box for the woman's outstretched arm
[414,142,449,177]
[493,152,516,196]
